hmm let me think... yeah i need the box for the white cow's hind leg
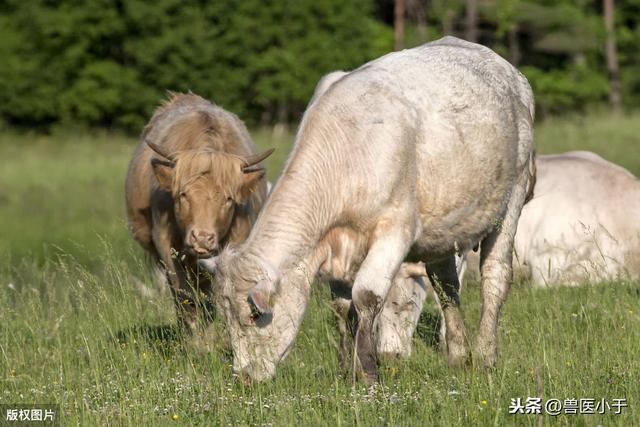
[476,165,533,368]
[434,253,468,352]
[426,256,470,366]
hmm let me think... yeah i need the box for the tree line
[0,0,638,133]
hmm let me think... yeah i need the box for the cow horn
[242,148,275,170]
[241,165,264,174]
[146,139,176,161]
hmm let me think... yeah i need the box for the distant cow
[205,37,535,382]
[512,151,640,285]
[125,93,273,332]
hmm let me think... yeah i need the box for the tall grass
[1,249,638,425]
[0,113,639,425]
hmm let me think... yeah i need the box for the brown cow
[125,93,273,333]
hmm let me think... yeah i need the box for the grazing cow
[205,37,535,382]
[125,93,273,332]
[512,151,640,285]
[198,69,433,364]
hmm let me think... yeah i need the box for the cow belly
[412,167,513,258]
[408,110,520,258]
[413,204,504,259]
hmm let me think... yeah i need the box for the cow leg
[151,226,198,334]
[128,208,154,253]
[476,164,533,368]
[434,253,469,352]
[194,271,216,323]
[352,228,412,384]
[426,256,470,366]
[329,281,356,375]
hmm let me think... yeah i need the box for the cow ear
[248,280,273,315]
[151,158,175,190]
[238,168,265,203]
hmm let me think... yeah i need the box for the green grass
[1,113,639,425]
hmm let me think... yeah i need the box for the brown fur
[125,93,271,332]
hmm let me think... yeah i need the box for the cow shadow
[114,319,233,360]
[115,323,185,356]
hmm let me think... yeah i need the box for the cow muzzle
[234,358,277,383]
[186,228,219,258]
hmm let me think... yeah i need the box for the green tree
[0,0,391,132]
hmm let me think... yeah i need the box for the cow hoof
[361,372,379,386]
[377,351,406,362]
[447,352,471,368]
[474,342,497,369]
[474,352,497,369]
[446,341,471,367]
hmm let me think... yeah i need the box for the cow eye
[179,192,187,199]
[226,197,234,205]
[249,306,261,322]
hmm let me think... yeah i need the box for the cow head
[202,248,311,382]
[147,140,274,258]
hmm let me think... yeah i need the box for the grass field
[1,113,639,425]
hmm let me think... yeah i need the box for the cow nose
[188,229,218,254]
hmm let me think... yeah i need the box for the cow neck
[245,135,342,275]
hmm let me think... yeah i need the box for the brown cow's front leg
[152,223,199,335]
[169,285,200,333]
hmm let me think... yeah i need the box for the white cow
[207,36,535,382]
[514,151,640,285]
[463,151,640,285]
